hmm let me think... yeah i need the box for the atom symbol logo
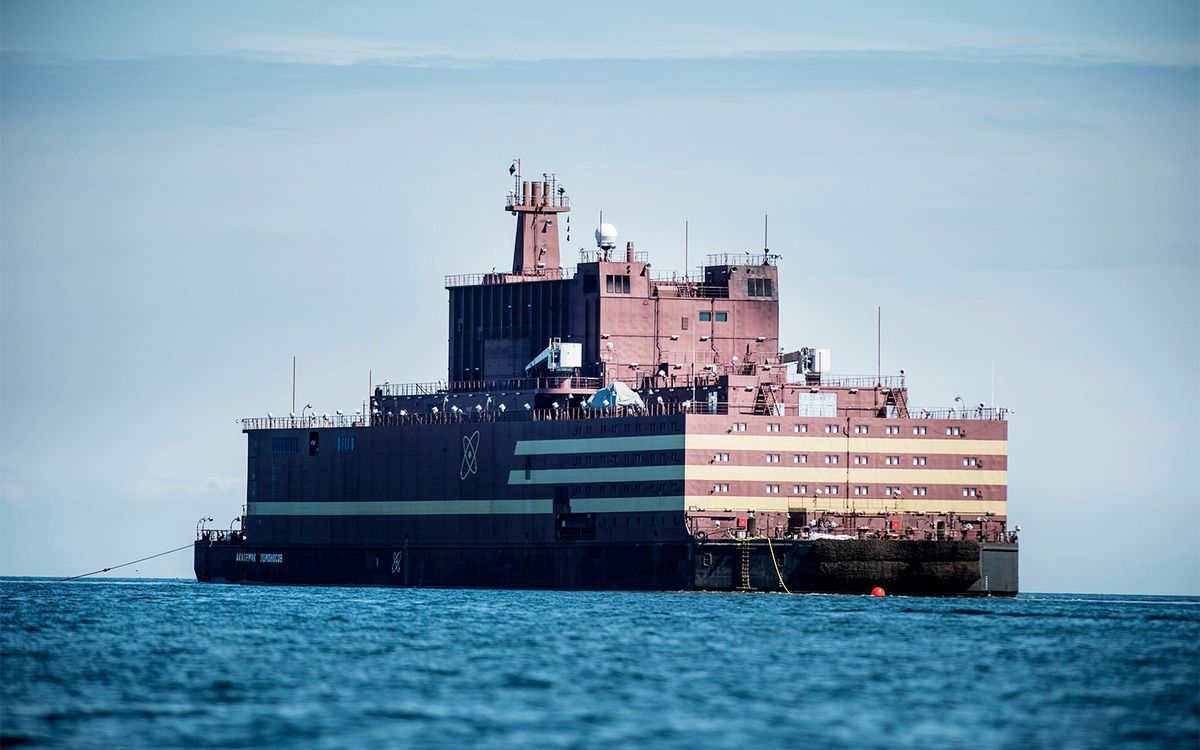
[460,430,480,480]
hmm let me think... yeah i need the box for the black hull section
[195,539,1017,596]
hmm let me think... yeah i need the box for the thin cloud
[216,31,1199,69]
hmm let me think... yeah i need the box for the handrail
[907,407,1010,421]
[240,400,1007,431]
[814,374,907,388]
[705,252,779,267]
[578,249,649,263]
[377,376,603,397]
[445,268,574,287]
[241,415,365,430]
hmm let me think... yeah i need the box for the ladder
[737,541,753,590]
[753,384,780,416]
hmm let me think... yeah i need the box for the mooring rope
[762,536,792,594]
[61,542,194,581]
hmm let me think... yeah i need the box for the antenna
[292,355,296,414]
[685,220,689,280]
[876,307,881,388]
[764,214,769,253]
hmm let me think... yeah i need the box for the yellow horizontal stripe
[508,466,685,485]
[248,497,683,516]
[515,435,684,455]
[684,496,1007,515]
[686,435,1007,456]
[688,466,1007,485]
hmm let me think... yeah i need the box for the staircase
[753,385,781,416]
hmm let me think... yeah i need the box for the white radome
[595,223,618,249]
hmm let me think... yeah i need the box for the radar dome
[595,223,618,250]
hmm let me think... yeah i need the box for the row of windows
[697,311,729,322]
[807,485,948,497]
[731,422,960,436]
[572,452,683,466]
[747,277,774,297]
[737,453,983,465]
[572,421,677,436]
[605,274,631,294]
[714,481,986,497]
[715,484,841,496]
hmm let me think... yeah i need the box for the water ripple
[1,579,1196,749]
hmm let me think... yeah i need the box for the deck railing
[907,407,1009,421]
[241,414,365,431]
[705,252,779,267]
[240,400,1007,431]
[445,268,574,287]
[377,375,603,398]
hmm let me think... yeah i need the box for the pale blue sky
[2,1,1197,593]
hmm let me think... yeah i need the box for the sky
[1,1,1197,594]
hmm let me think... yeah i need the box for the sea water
[2,579,1197,749]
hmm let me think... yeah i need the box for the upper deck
[241,168,1007,438]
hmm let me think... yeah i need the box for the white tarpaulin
[583,382,645,410]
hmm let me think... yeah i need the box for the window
[885,455,901,466]
[271,437,298,454]
[605,274,631,294]
[824,455,839,465]
[963,487,978,497]
[947,426,962,436]
[794,424,808,433]
[885,425,901,435]
[854,486,870,496]
[715,312,728,322]
[747,277,774,297]
[854,425,869,434]
[884,486,903,497]
[767,423,780,432]
[713,452,730,462]
[733,422,747,432]
[912,456,927,466]
[963,457,978,467]
[793,484,808,495]
[699,311,712,322]
[336,435,356,453]
[824,424,839,434]
[913,426,927,435]
[766,454,780,463]
[823,485,839,495]
[913,487,928,496]
[765,484,780,494]
[713,484,729,493]
[854,455,869,465]
[793,454,808,464]
[681,316,688,330]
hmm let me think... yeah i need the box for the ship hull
[194,538,1017,596]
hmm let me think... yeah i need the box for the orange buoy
[870,586,886,597]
